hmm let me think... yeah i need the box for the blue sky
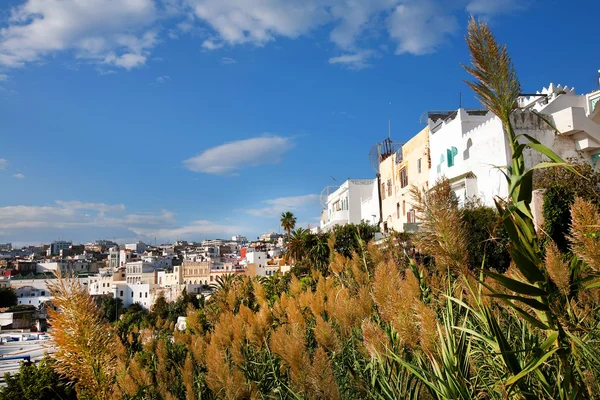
[0,0,599,246]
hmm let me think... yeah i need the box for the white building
[108,246,120,268]
[428,86,600,207]
[125,261,156,284]
[15,286,51,308]
[36,260,90,274]
[244,250,267,277]
[319,179,380,232]
[125,241,147,253]
[231,235,248,245]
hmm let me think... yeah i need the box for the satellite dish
[369,144,381,174]
[320,186,338,208]
[369,137,404,174]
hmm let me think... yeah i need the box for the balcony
[321,209,350,230]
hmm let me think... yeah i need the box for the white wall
[429,109,510,206]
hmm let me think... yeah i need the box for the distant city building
[231,235,248,245]
[319,179,380,232]
[0,243,12,252]
[47,241,72,256]
[125,241,147,253]
[259,232,283,242]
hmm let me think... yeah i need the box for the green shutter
[447,149,454,167]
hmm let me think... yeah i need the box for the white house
[428,86,600,207]
[320,179,380,232]
[15,286,51,308]
[125,241,147,253]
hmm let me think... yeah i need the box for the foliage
[461,199,510,272]
[332,221,378,259]
[48,274,120,399]
[0,287,17,308]
[280,211,297,245]
[534,160,600,252]
[101,296,123,323]
[0,357,77,400]
[151,293,170,321]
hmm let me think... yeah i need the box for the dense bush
[461,200,510,272]
[0,358,76,400]
[535,160,600,252]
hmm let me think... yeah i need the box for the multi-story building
[125,261,156,284]
[125,241,147,253]
[231,235,248,245]
[379,127,430,232]
[319,179,380,232]
[47,241,72,256]
[429,84,600,208]
[259,232,283,242]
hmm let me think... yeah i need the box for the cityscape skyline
[1,0,600,246]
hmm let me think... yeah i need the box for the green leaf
[489,293,550,311]
[505,347,559,386]
[483,270,547,297]
[583,280,600,290]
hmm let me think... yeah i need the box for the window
[417,158,422,174]
[400,168,408,188]
[402,201,406,217]
[447,146,458,167]
[387,179,392,196]
[381,182,386,199]
[407,210,416,224]
[120,290,123,297]
[396,203,400,219]
[41,291,45,296]
[145,292,148,298]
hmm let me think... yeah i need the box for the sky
[0,0,599,247]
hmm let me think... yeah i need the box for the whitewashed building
[428,85,600,207]
[319,179,380,232]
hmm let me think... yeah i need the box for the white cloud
[155,75,171,83]
[201,39,223,50]
[220,57,236,64]
[0,74,7,81]
[466,0,527,16]
[387,1,458,55]
[183,135,294,175]
[54,200,125,213]
[0,159,7,170]
[328,50,375,70]
[246,194,319,218]
[12,173,25,179]
[0,201,167,230]
[130,220,242,241]
[0,0,158,70]
[0,199,241,244]
[187,0,330,48]
[0,0,526,72]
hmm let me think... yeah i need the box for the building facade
[379,127,430,232]
[319,179,380,232]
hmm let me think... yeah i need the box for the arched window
[464,138,473,160]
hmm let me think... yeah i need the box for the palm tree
[288,227,310,264]
[280,211,296,246]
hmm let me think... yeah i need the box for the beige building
[176,262,210,285]
[379,126,430,232]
